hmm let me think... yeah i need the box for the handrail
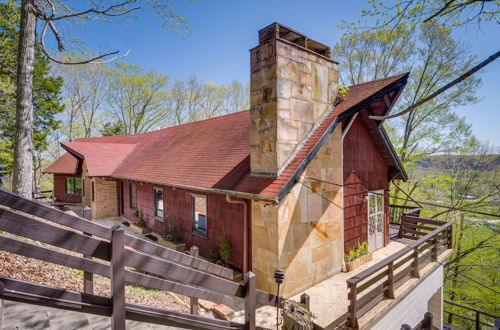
[389,204,422,225]
[0,188,281,329]
[347,222,452,285]
[346,217,453,329]
[444,299,497,329]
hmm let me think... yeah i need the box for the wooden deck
[233,241,407,328]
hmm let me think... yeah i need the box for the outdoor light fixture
[274,268,285,329]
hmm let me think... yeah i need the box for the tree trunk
[13,0,36,198]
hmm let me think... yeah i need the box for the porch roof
[43,152,78,174]
[48,73,408,200]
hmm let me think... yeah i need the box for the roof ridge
[149,109,250,133]
[347,72,409,88]
[74,109,250,142]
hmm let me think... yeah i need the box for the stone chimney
[250,23,339,177]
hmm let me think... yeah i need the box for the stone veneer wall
[91,177,118,219]
[252,126,343,297]
[80,160,118,219]
[250,38,339,177]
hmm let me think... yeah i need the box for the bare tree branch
[370,50,500,120]
[39,20,131,65]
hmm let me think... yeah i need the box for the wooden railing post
[422,312,433,330]
[386,261,395,299]
[300,293,310,309]
[447,226,453,249]
[347,283,358,328]
[432,238,438,261]
[111,225,126,330]
[411,248,420,278]
[475,310,480,330]
[82,206,93,295]
[189,246,199,315]
[244,271,256,330]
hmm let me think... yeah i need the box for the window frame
[129,183,137,209]
[153,187,164,221]
[191,193,208,238]
[65,177,82,195]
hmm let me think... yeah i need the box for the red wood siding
[343,117,390,252]
[119,180,246,270]
[53,174,82,204]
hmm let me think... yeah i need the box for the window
[91,182,95,201]
[192,194,207,237]
[130,183,137,208]
[65,177,82,195]
[153,187,164,220]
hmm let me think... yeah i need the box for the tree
[351,0,500,121]
[12,0,188,197]
[168,76,249,125]
[362,0,500,28]
[100,122,127,137]
[0,0,64,189]
[56,53,109,141]
[334,23,480,164]
[105,62,171,135]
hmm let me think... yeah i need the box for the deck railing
[346,215,452,329]
[0,188,277,329]
[444,300,498,330]
[32,189,54,205]
[389,204,422,225]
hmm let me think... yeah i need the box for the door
[367,190,384,251]
[119,181,124,215]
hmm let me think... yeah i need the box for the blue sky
[49,0,499,148]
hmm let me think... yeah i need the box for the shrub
[165,225,178,241]
[219,234,233,267]
[344,240,369,262]
[134,209,146,228]
[207,244,219,263]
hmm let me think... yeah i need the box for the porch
[235,212,453,330]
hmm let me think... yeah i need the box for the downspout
[225,195,249,274]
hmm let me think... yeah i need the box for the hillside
[415,154,500,171]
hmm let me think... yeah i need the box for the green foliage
[219,234,233,267]
[0,0,64,172]
[335,85,349,104]
[390,150,499,322]
[100,122,127,136]
[335,22,480,165]
[133,209,146,227]
[105,61,171,135]
[207,244,219,264]
[165,225,178,242]
[361,0,500,29]
[344,240,369,262]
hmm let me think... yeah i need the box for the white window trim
[191,193,208,238]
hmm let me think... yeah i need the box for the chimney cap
[258,22,331,58]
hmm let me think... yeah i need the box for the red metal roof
[47,73,408,199]
[43,152,78,174]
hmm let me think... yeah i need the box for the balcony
[243,213,453,329]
